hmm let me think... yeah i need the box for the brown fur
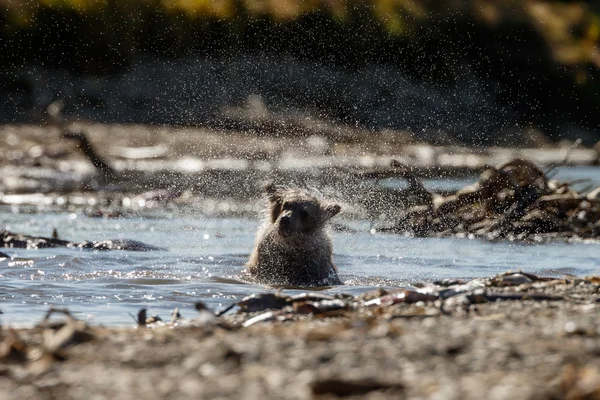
[247,183,342,286]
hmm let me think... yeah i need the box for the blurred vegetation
[1,0,600,134]
[3,1,599,71]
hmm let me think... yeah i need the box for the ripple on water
[1,210,600,325]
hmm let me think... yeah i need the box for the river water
[2,202,600,326]
[2,165,600,326]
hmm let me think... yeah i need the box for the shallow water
[1,206,600,326]
[385,165,600,193]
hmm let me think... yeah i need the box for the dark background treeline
[1,0,599,145]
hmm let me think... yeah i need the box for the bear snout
[278,211,296,236]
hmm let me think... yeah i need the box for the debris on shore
[1,156,598,244]
[0,230,166,252]
[2,271,600,399]
[0,120,599,243]
[372,158,600,242]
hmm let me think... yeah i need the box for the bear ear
[322,203,341,221]
[263,182,281,202]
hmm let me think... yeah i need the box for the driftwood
[0,230,166,252]
[377,158,600,241]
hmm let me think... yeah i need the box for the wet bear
[247,183,342,286]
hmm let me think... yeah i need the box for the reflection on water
[1,207,600,326]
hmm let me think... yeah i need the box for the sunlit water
[2,204,599,327]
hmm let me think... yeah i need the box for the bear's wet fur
[247,183,342,286]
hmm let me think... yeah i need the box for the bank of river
[3,272,600,399]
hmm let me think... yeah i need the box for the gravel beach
[3,273,600,399]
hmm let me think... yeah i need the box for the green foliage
[1,0,599,131]
[3,0,598,69]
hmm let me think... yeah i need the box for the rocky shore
[2,123,599,244]
[3,271,600,399]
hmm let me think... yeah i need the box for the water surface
[1,208,599,326]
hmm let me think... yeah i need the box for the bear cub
[247,183,342,286]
